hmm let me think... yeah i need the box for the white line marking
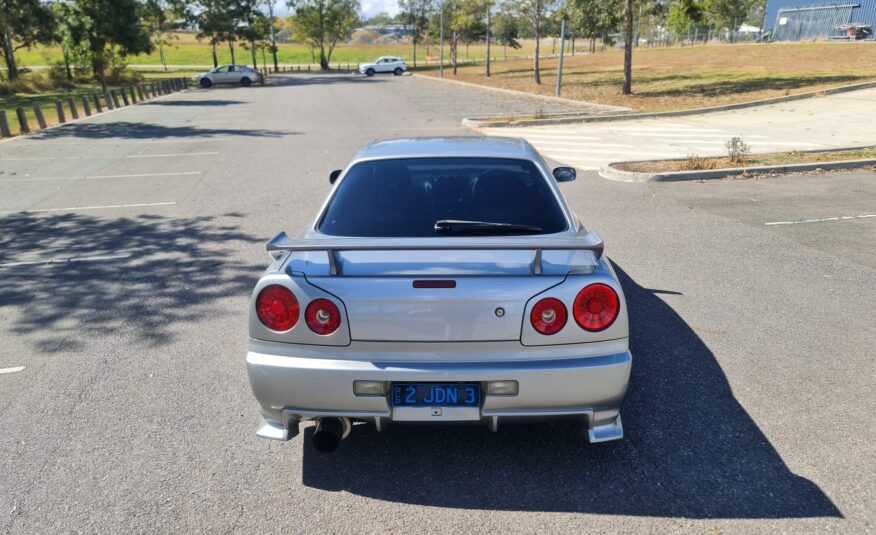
[764,214,876,226]
[0,171,201,182]
[0,253,132,268]
[511,140,634,148]
[0,366,25,375]
[1,202,176,215]
[624,133,769,138]
[0,152,219,161]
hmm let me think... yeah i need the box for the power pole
[555,18,565,96]
[440,0,445,78]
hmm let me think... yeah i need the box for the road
[1,73,874,534]
[478,88,876,170]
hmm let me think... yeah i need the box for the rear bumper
[246,343,631,443]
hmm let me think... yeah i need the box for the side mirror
[552,167,576,182]
[329,169,342,184]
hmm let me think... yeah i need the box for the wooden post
[16,107,29,133]
[129,86,137,103]
[93,93,103,113]
[55,101,66,123]
[110,90,120,108]
[33,104,47,129]
[0,111,11,138]
[68,98,79,119]
[82,96,92,116]
[120,88,130,106]
[137,86,145,101]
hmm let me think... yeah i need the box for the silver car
[193,64,263,88]
[246,137,631,453]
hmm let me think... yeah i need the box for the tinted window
[318,157,568,237]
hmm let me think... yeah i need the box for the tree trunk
[159,42,167,71]
[267,0,279,72]
[62,47,72,80]
[534,26,541,84]
[229,40,236,64]
[251,39,258,69]
[622,0,633,94]
[212,41,218,67]
[1,27,18,81]
[451,32,458,75]
[413,38,417,68]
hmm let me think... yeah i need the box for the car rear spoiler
[266,230,604,276]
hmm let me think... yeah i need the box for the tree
[666,0,703,38]
[0,0,56,81]
[144,0,185,71]
[265,0,280,71]
[514,0,555,84]
[193,0,234,67]
[703,0,746,31]
[399,0,433,68]
[492,9,521,59]
[563,0,621,53]
[61,0,153,90]
[288,0,359,70]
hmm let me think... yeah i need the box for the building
[764,0,876,40]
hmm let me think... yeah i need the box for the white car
[359,57,407,77]
[193,65,263,88]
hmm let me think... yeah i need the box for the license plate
[391,383,480,407]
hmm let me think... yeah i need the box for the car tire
[200,78,213,88]
[366,68,375,77]
[240,77,252,87]
[393,67,403,76]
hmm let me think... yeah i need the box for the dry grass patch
[616,147,876,172]
[421,42,876,112]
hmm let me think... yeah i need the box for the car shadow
[0,211,262,351]
[299,263,840,519]
[144,99,249,107]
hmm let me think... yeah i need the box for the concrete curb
[464,80,876,128]
[599,155,876,182]
[412,73,630,114]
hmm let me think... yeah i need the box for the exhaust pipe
[311,417,352,453]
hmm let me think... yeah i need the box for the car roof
[354,137,538,161]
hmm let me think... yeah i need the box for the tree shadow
[298,263,840,519]
[278,73,388,86]
[24,121,292,140]
[642,75,866,97]
[0,211,262,351]
[144,99,248,107]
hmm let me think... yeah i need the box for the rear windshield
[318,157,568,237]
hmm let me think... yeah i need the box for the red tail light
[305,298,341,335]
[530,297,567,335]
[573,284,620,332]
[256,285,299,331]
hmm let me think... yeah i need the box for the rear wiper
[434,220,543,235]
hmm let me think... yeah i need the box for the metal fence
[773,4,857,40]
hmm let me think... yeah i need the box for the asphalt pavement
[0,72,873,534]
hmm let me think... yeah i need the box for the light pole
[555,17,566,96]
[440,0,445,78]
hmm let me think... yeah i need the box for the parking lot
[0,72,874,533]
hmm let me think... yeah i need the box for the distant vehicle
[245,137,631,454]
[193,65,263,88]
[359,56,406,77]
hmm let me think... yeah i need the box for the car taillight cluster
[255,285,341,335]
[530,284,619,335]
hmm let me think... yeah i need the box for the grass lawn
[15,33,543,67]
[616,147,876,172]
[419,42,876,113]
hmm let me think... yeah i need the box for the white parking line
[0,254,132,268]
[1,202,176,215]
[0,171,201,182]
[0,366,25,375]
[765,214,876,226]
[0,152,219,161]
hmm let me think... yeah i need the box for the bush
[726,136,751,165]
[681,154,716,170]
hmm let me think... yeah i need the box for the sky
[271,0,400,19]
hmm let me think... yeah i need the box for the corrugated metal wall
[764,0,876,39]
